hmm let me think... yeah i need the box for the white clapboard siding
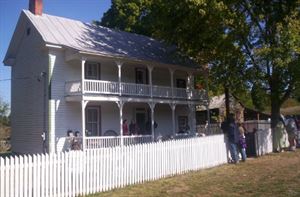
[10,18,47,154]
[0,135,227,197]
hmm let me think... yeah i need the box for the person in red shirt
[123,119,129,135]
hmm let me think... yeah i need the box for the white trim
[81,59,86,94]
[116,61,123,96]
[81,100,88,150]
[45,44,63,49]
[116,101,124,145]
[48,53,56,153]
[79,95,204,105]
[170,103,176,136]
[147,65,153,98]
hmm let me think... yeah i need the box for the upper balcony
[65,79,207,101]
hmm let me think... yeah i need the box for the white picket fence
[0,134,228,197]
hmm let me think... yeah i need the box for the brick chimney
[29,0,43,15]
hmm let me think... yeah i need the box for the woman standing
[273,117,289,152]
[238,123,247,161]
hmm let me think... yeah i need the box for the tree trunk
[270,70,285,152]
[224,86,230,118]
[270,73,281,129]
[271,99,281,129]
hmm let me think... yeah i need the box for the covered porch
[59,99,199,150]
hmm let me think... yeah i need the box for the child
[238,123,247,161]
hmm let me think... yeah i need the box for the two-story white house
[3,0,208,154]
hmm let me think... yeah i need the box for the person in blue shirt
[222,113,239,164]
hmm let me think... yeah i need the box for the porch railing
[85,135,152,149]
[85,80,119,94]
[121,82,150,96]
[65,80,81,95]
[152,85,172,98]
[174,87,187,99]
[65,80,206,100]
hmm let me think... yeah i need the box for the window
[135,68,148,84]
[85,62,101,80]
[176,79,186,88]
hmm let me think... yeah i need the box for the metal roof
[23,10,197,68]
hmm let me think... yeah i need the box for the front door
[86,107,100,136]
[136,108,147,134]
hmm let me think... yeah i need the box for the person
[273,117,289,152]
[66,130,74,151]
[285,116,297,151]
[223,114,239,164]
[129,120,137,135]
[204,121,209,134]
[238,123,247,161]
[71,131,82,150]
[123,119,129,135]
[67,130,74,137]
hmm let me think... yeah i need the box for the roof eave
[3,58,16,66]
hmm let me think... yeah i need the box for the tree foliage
[230,0,300,126]
[100,0,300,127]
[0,99,10,126]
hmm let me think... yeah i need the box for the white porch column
[206,103,211,134]
[187,73,194,99]
[81,58,86,94]
[48,53,56,153]
[116,61,123,96]
[147,65,154,97]
[117,101,124,145]
[188,103,196,135]
[149,102,156,141]
[169,68,174,98]
[170,103,176,136]
[81,100,88,150]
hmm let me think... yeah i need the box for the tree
[100,0,248,118]
[100,0,300,128]
[0,98,10,126]
[99,0,153,36]
[230,0,300,127]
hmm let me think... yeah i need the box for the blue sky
[0,0,111,104]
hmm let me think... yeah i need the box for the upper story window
[85,62,101,80]
[135,68,148,84]
[176,79,186,88]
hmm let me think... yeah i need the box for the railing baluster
[85,135,153,149]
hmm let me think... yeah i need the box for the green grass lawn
[90,149,300,197]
